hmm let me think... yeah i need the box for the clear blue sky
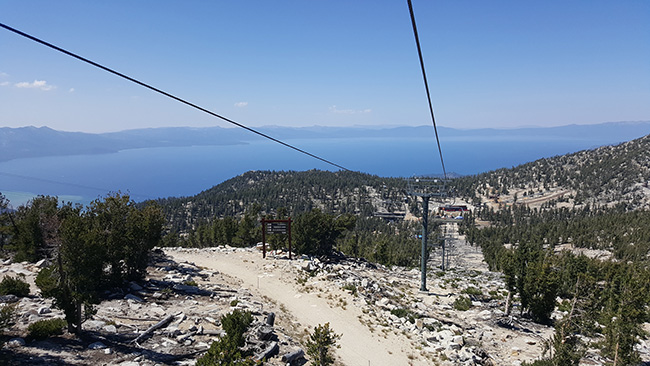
[1,0,649,133]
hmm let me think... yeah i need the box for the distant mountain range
[1,121,649,162]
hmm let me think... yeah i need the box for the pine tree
[306,323,340,366]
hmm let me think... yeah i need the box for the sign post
[261,218,292,259]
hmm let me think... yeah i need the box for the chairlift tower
[406,177,447,292]
[438,223,456,271]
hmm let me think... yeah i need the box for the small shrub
[183,280,198,287]
[196,310,256,366]
[390,308,409,318]
[297,275,307,285]
[453,296,472,311]
[297,271,316,285]
[462,286,483,296]
[488,289,503,299]
[306,322,341,366]
[557,299,571,312]
[230,299,239,307]
[0,275,30,297]
[221,310,253,347]
[0,304,16,330]
[390,308,419,324]
[423,322,441,332]
[196,339,258,366]
[35,266,57,297]
[28,318,67,340]
[342,283,357,296]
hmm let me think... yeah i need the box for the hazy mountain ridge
[2,121,649,162]
[0,126,248,162]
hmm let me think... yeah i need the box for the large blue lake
[0,136,623,207]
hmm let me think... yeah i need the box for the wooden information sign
[260,218,292,259]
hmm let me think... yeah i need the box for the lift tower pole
[420,196,429,291]
[407,177,446,292]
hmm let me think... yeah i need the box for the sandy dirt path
[166,248,427,366]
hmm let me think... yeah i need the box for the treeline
[337,217,425,268]
[0,193,164,333]
[465,204,650,262]
[460,205,650,365]
[161,205,428,268]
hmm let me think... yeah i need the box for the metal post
[288,218,292,260]
[441,224,446,271]
[261,219,266,258]
[421,196,429,292]
[406,176,447,293]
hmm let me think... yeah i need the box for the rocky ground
[0,251,304,365]
[2,225,650,365]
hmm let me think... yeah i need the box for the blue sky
[1,0,649,133]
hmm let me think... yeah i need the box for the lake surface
[0,136,621,207]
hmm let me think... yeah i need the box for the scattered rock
[124,293,144,302]
[0,294,19,303]
[84,320,107,331]
[34,259,48,268]
[257,324,275,341]
[103,324,118,333]
[255,341,279,361]
[5,338,25,348]
[281,348,305,363]
[173,283,199,294]
[266,312,275,326]
[88,341,107,350]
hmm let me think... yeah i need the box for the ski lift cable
[0,22,351,172]
[406,0,448,181]
[0,171,155,201]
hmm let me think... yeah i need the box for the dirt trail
[166,249,427,366]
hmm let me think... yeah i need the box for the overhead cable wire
[406,0,448,181]
[0,22,350,172]
[0,171,154,201]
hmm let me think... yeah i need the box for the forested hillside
[157,170,412,233]
[454,134,650,209]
